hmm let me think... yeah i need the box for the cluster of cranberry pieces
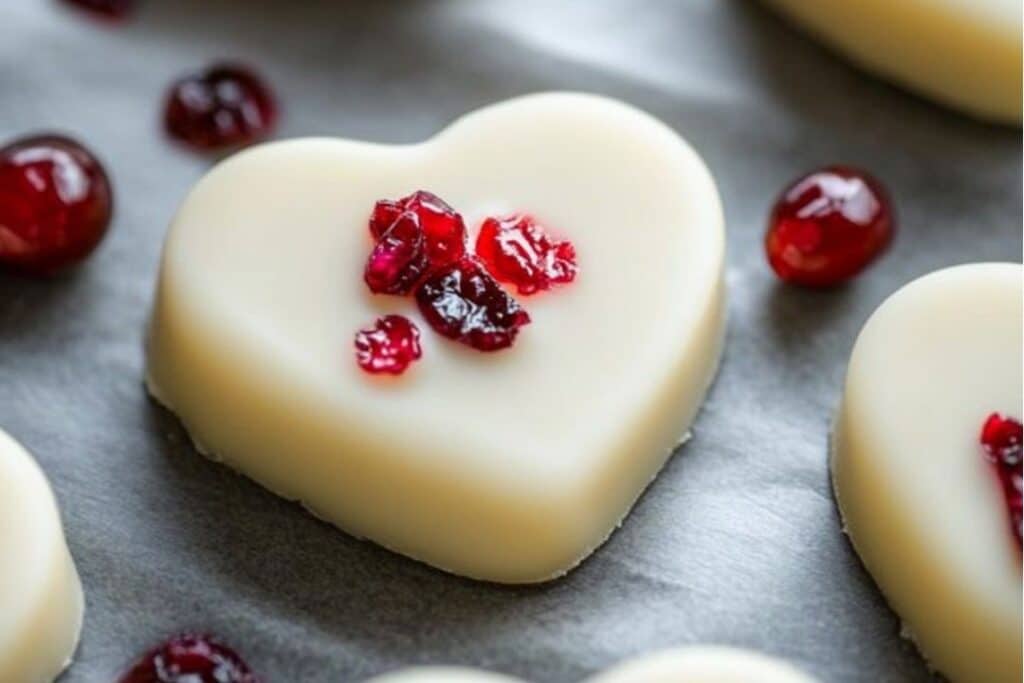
[355,190,577,374]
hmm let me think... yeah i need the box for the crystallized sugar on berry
[117,633,260,683]
[980,413,1023,549]
[415,258,531,351]
[476,214,578,295]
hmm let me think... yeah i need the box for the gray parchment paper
[1,1,1020,681]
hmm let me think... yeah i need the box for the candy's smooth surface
[763,0,1022,123]
[0,428,84,683]
[146,93,726,583]
[366,648,819,683]
[833,263,1023,682]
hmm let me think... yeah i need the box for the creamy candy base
[367,647,819,683]
[0,428,84,683]
[147,93,726,583]
[762,0,1022,124]
[833,263,1022,683]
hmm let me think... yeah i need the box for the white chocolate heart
[365,647,819,683]
[833,263,1022,682]
[762,0,1022,123]
[0,428,84,683]
[146,93,726,583]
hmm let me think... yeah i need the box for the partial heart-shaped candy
[833,263,1023,682]
[146,93,726,583]
[367,647,820,683]
[0,428,84,683]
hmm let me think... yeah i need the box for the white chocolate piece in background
[366,647,820,683]
[762,0,1022,124]
[0,428,84,683]
[833,263,1022,683]
[147,93,726,583]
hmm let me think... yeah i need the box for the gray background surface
[0,1,1020,681]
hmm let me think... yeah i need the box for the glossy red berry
[980,413,1023,549]
[0,134,113,275]
[765,166,894,287]
[370,191,466,267]
[364,212,430,295]
[118,633,259,683]
[354,315,423,375]
[164,64,277,151]
[415,258,530,351]
[476,214,577,295]
[61,0,136,19]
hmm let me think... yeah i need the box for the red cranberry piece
[415,258,530,351]
[980,413,1023,549]
[164,63,277,151]
[476,214,578,295]
[0,134,113,276]
[370,191,466,267]
[354,314,423,375]
[765,166,894,287]
[364,212,430,295]
[118,633,259,683]
[62,0,136,19]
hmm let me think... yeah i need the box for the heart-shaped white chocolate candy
[366,647,819,683]
[146,93,725,583]
[0,428,84,683]
[834,263,1022,682]
[762,0,1022,123]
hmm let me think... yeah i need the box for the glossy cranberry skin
[62,0,136,19]
[476,214,577,295]
[415,258,530,351]
[364,212,430,295]
[765,166,894,287]
[355,315,423,375]
[0,135,113,275]
[163,64,277,151]
[370,191,466,267]
[118,633,259,683]
[980,413,1023,549]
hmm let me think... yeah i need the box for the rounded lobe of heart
[0,428,84,683]
[761,0,1022,124]
[146,92,726,583]
[833,262,1023,683]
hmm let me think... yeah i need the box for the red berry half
[364,212,430,295]
[415,258,531,351]
[164,63,278,151]
[765,166,894,287]
[476,214,577,295]
[355,315,423,375]
[118,633,259,683]
[980,413,1023,549]
[61,0,136,19]
[0,134,113,275]
[370,191,466,267]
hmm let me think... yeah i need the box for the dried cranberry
[415,258,530,351]
[364,212,430,295]
[765,166,894,287]
[370,191,466,267]
[980,413,1023,549]
[355,315,422,375]
[163,63,277,151]
[62,0,136,19]
[0,134,113,276]
[476,214,577,295]
[118,633,259,683]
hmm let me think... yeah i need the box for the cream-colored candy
[763,0,1022,124]
[147,93,726,583]
[834,263,1022,682]
[366,647,819,683]
[0,428,84,683]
